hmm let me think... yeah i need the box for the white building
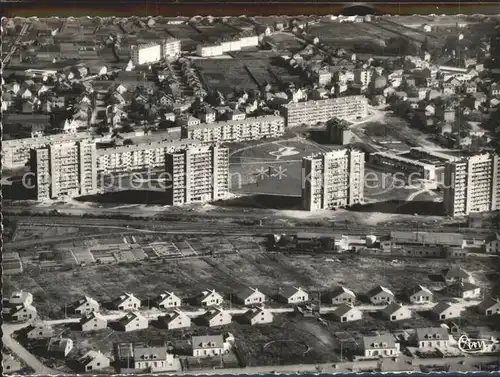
[156,291,182,309]
[133,346,180,372]
[279,286,309,304]
[162,38,181,59]
[415,327,450,350]
[362,334,400,358]
[281,96,368,128]
[192,335,225,357]
[244,307,274,325]
[302,149,365,211]
[181,115,285,144]
[443,153,500,217]
[130,42,162,65]
[165,145,229,205]
[31,140,97,200]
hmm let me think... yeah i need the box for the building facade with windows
[302,149,365,211]
[443,153,500,217]
[181,115,285,144]
[165,145,229,205]
[281,96,368,128]
[30,140,97,200]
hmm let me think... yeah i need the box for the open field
[4,252,497,319]
[194,59,259,94]
[266,32,305,51]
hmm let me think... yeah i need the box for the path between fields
[3,297,481,374]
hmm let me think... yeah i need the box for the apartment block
[162,38,181,59]
[369,151,437,182]
[30,141,97,200]
[281,96,368,128]
[302,149,365,211]
[3,132,93,170]
[130,42,162,65]
[443,153,500,217]
[96,139,200,173]
[165,145,229,205]
[181,115,285,144]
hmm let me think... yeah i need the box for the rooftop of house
[333,303,357,317]
[133,346,169,361]
[363,334,397,350]
[367,285,394,297]
[192,334,224,349]
[415,327,450,341]
[331,286,356,298]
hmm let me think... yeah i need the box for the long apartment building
[96,139,200,173]
[3,132,94,170]
[30,140,97,200]
[165,145,229,205]
[181,115,285,144]
[369,151,437,182]
[302,149,365,211]
[443,153,500,217]
[281,96,368,128]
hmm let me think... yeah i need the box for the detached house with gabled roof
[133,345,180,372]
[47,337,73,358]
[442,267,474,284]
[113,293,141,311]
[477,297,500,316]
[73,296,100,315]
[415,327,450,350]
[80,312,108,332]
[367,285,395,305]
[234,287,266,306]
[158,309,191,330]
[406,285,433,304]
[431,302,461,320]
[329,286,356,305]
[381,303,412,321]
[27,324,55,340]
[485,233,500,254]
[332,303,362,323]
[9,291,33,307]
[191,334,225,357]
[201,307,232,327]
[196,289,224,307]
[278,286,309,304]
[117,312,148,332]
[445,282,481,299]
[5,304,37,322]
[362,334,400,358]
[243,306,274,325]
[77,350,110,372]
[155,291,182,309]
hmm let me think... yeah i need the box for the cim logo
[457,334,499,354]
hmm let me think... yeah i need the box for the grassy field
[4,252,497,319]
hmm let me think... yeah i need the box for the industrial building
[96,139,200,173]
[281,96,368,128]
[327,120,353,145]
[181,115,285,144]
[165,145,229,205]
[443,153,500,217]
[30,140,97,200]
[302,149,365,211]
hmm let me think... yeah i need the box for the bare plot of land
[267,32,305,51]
[194,59,259,94]
[4,252,496,318]
[12,224,84,241]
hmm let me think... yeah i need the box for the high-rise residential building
[443,153,500,217]
[281,96,368,128]
[302,149,365,211]
[30,140,97,200]
[165,145,229,205]
[130,42,162,65]
[162,38,181,59]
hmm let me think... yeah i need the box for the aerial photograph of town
[2,9,500,375]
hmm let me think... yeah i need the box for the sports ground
[229,138,331,197]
